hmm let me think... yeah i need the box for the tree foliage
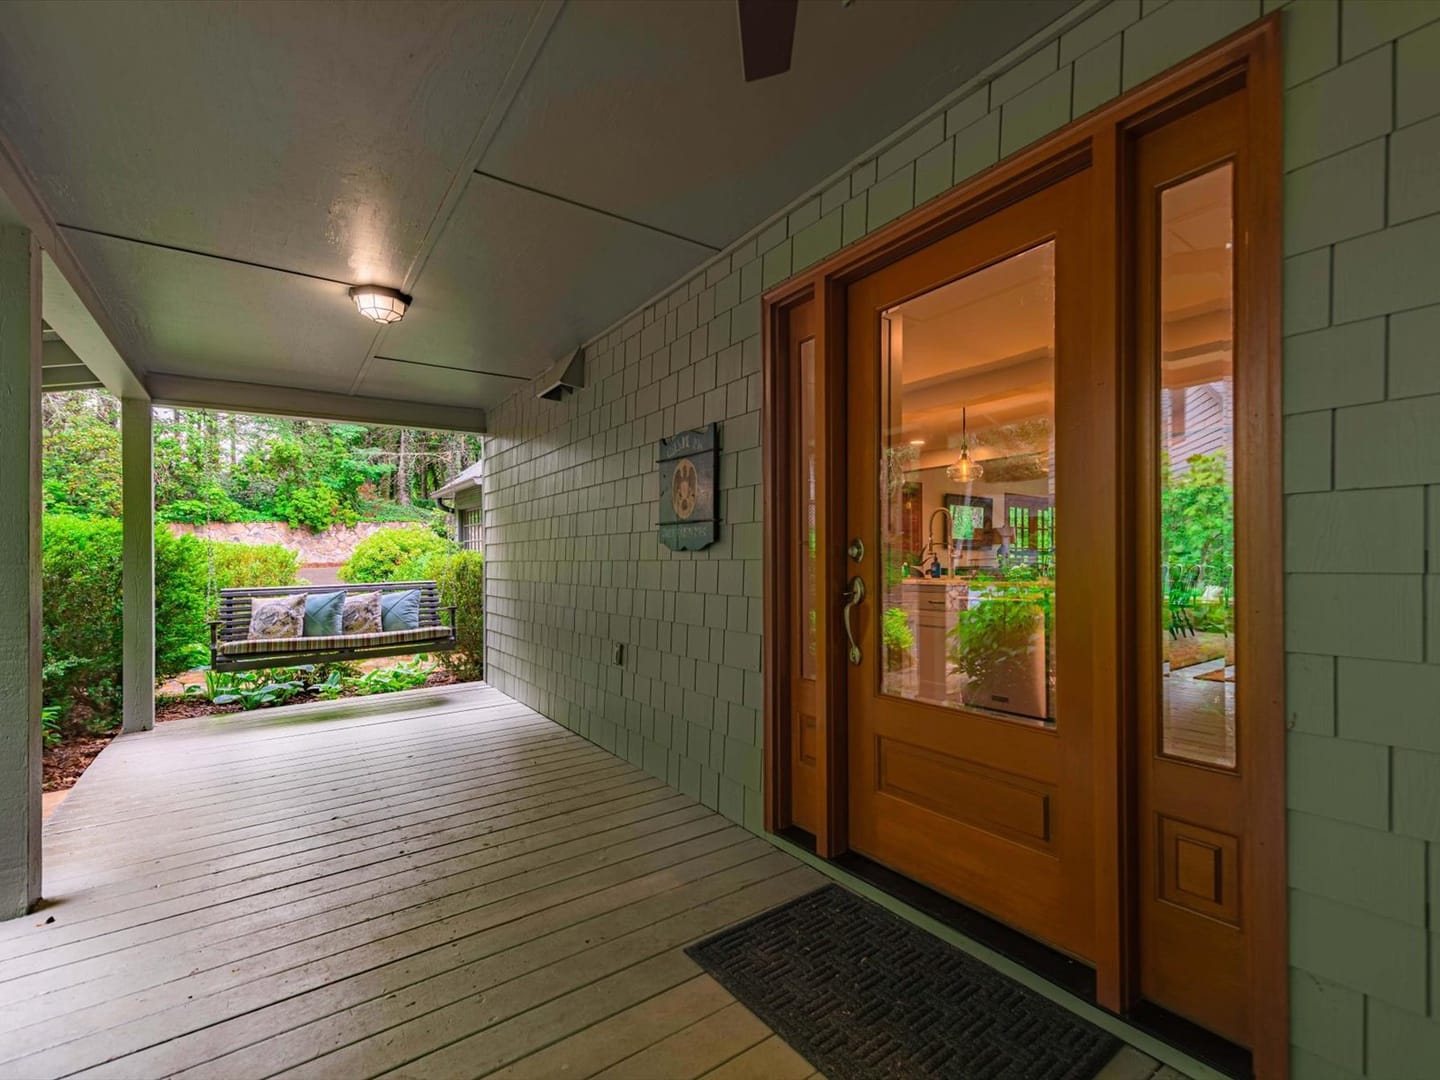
[1160,450,1234,587]
[42,392,121,517]
[44,390,480,532]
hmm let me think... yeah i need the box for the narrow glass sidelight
[798,337,818,682]
[876,242,1057,725]
[1156,165,1237,768]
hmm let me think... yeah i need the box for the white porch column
[121,397,154,735]
[0,226,43,918]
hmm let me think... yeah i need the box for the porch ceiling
[0,0,1079,426]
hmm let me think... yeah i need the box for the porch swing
[201,411,457,673]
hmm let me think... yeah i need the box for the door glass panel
[1157,165,1236,768]
[878,242,1056,726]
[798,337,818,680]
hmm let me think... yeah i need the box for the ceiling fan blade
[737,0,798,82]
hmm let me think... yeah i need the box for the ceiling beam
[43,365,103,391]
[0,125,147,400]
[147,373,486,433]
[473,170,721,251]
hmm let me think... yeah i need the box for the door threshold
[777,831,1252,1079]
[829,849,1097,1002]
[1125,1001,1252,1080]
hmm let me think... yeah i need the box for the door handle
[841,575,866,666]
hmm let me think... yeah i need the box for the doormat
[686,884,1120,1080]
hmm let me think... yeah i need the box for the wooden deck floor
[2,683,1176,1080]
[0,684,826,1079]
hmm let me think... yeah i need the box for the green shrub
[882,607,914,672]
[339,526,456,584]
[158,488,259,525]
[274,483,357,532]
[351,655,433,695]
[42,515,208,723]
[41,705,63,748]
[203,540,299,617]
[431,551,484,680]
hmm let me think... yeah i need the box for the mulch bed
[1166,631,1232,671]
[45,670,462,793]
[43,734,115,792]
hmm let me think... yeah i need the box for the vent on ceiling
[538,347,585,401]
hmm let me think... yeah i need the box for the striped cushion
[218,626,451,657]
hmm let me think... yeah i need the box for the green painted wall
[483,1,1440,1074]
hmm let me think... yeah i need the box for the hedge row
[42,516,300,725]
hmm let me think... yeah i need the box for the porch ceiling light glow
[348,285,411,325]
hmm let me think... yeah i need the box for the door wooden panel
[844,171,1098,961]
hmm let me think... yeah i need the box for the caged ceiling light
[348,285,411,325]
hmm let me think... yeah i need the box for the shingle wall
[482,2,1440,1074]
[1277,2,1440,1077]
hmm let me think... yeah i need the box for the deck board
[0,685,828,1079]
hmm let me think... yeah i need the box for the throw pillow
[304,591,345,637]
[381,589,421,631]
[342,591,383,635]
[248,593,306,639]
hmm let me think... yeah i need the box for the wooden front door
[764,22,1286,1070]
[842,170,1102,961]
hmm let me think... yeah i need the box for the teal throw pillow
[304,591,345,637]
[381,589,421,631]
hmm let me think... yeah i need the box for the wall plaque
[658,422,719,551]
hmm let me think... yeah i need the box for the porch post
[121,397,154,734]
[0,226,43,918]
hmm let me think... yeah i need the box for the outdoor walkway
[0,684,827,1079]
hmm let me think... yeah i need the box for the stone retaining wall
[166,520,420,566]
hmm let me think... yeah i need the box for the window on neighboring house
[460,507,483,552]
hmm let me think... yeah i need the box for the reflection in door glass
[1158,166,1236,768]
[798,338,817,681]
[878,243,1056,725]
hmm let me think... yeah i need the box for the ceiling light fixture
[946,407,984,484]
[909,439,925,446]
[349,285,411,325]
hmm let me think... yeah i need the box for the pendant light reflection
[946,407,983,484]
[348,285,411,325]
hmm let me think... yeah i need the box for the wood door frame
[761,14,1284,1077]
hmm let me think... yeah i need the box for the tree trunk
[397,428,411,506]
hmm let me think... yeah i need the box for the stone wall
[482,1,1440,1073]
[166,520,421,566]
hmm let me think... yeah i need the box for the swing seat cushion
[304,591,345,636]
[342,591,384,634]
[217,625,451,658]
[381,589,421,631]
[247,593,306,639]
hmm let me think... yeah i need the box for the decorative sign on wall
[658,422,719,551]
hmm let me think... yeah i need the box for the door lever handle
[841,575,866,665]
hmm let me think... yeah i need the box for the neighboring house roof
[432,460,483,502]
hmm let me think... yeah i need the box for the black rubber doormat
[686,884,1120,1080]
